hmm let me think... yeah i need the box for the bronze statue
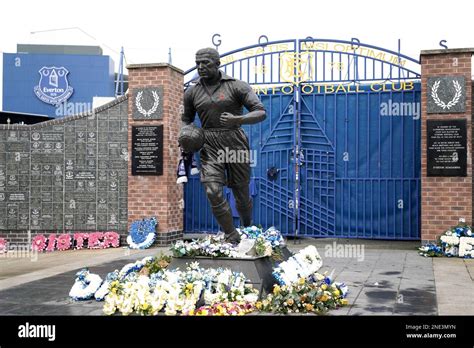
[182,48,266,244]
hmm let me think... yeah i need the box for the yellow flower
[333,289,340,297]
[186,283,193,291]
[255,301,262,310]
[305,303,314,311]
[188,309,195,315]
[273,285,281,294]
[298,278,305,285]
[321,284,328,291]
[320,295,329,302]
[340,299,349,306]
[141,303,149,310]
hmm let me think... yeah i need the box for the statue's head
[195,48,220,81]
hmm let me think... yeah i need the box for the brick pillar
[420,48,474,242]
[127,63,184,245]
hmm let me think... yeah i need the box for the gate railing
[184,38,420,86]
[183,38,422,240]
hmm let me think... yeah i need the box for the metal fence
[184,38,421,240]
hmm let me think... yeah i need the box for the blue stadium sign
[33,66,74,105]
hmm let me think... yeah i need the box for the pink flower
[32,235,47,252]
[0,237,7,253]
[88,232,104,249]
[56,234,72,251]
[46,234,56,252]
[74,233,89,250]
[103,232,120,248]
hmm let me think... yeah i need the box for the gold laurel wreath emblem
[431,80,462,110]
[136,90,160,117]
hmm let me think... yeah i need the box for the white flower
[243,293,259,303]
[189,261,200,270]
[440,235,460,246]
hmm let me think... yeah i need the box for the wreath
[431,80,462,110]
[136,91,160,117]
[127,217,158,249]
[69,269,103,301]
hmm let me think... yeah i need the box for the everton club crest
[34,67,74,105]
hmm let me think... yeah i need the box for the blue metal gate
[183,38,421,240]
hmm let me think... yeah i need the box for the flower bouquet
[418,219,473,258]
[170,234,240,258]
[186,301,255,316]
[101,259,259,316]
[418,244,443,257]
[238,225,285,259]
[257,272,349,315]
[272,245,323,285]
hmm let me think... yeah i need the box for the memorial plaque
[427,119,467,177]
[131,125,163,175]
[0,99,129,233]
[9,193,25,202]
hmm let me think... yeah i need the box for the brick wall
[420,49,473,242]
[127,63,184,245]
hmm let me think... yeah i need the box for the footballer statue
[180,47,266,244]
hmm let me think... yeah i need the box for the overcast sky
[1,0,473,73]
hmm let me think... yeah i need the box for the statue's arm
[219,82,266,127]
[238,109,266,125]
[240,82,266,125]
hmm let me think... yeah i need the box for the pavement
[0,237,470,316]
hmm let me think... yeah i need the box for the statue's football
[178,124,205,153]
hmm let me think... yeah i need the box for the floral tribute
[170,225,285,259]
[69,269,103,301]
[187,302,255,316]
[0,237,7,253]
[257,272,349,315]
[127,217,157,249]
[69,245,349,316]
[99,259,259,316]
[272,245,323,285]
[69,255,171,303]
[256,245,349,314]
[239,225,285,258]
[171,234,240,258]
[31,232,120,252]
[419,219,474,258]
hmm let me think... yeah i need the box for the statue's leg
[232,183,253,227]
[204,182,240,243]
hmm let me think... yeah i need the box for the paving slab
[0,238,465,316]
